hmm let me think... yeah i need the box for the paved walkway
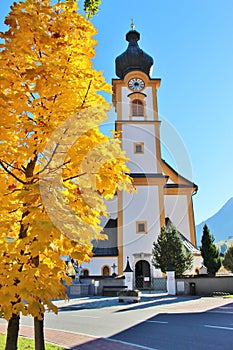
[0,294,161,349]
[0,323,147,350]
[1,294,232,349]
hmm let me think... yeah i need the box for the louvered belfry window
[132,99,144,117]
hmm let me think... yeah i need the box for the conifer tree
[200,224,221,276]
[222,246,233,273]
[152,225,193,276]
[0,1,132,349]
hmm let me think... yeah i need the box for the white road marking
[108,337,158,350]
[204,325,233,331]
[208,310,233,315]
[70,315,100,318]
[146,320,168,324]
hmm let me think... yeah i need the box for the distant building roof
[165,217,200,255]
[92,219,118,257]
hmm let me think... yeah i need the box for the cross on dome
[130,18,135,30]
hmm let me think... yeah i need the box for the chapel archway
[135,260,151,290]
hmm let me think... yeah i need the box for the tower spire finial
[130,18,135,30]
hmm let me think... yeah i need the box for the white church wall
[164,194,191,240]
[122,185,161,265]
[122,124,158,173]
[153,268,163,278]
[166,178,175,184]
[144,87,153,120]
[104,196,118,219]
[132,255,163,279]
[121,87,154,121]
[122,87,130,119]
[184,254,203,275]
[81,257,118,276]
[193,254,203,274]
[99,196,118,228]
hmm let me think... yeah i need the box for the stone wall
[176,276,233,296]
[68,284,90,297]
[79,275,125,295]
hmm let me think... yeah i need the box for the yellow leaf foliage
[0,0,133,321]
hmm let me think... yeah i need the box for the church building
[81,27,201,287]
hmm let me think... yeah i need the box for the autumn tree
[0,1,132,349]
[200,224,221,276]
[152,225,193,276]
[84,0,101,18]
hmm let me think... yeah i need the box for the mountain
[195,197,233,246]
[216,237,233,256]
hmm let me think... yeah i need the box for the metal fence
[134,277,167,291]
[151,277,167,292]
[135,276,151,290]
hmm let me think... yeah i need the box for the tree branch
[0,161,26,184]
[37,125,70,175]
[63,171,87,182]
[36,143,60,175]
[1,160,25,174]
[81,80,92,108]
[4,189,22,196]
[47,159,71,174]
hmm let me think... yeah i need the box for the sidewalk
[0,294,162,349]
[1,294,231,349]
[0,323,147,350]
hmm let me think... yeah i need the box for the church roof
[165,217,200,255]
[162,159,198,192]
[130,173,168,179]
[115,30,153,79]
[92,219,118,256]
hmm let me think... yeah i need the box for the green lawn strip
[0,333,66,350]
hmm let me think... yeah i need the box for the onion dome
[115,30,153,79]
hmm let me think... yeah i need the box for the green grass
[0,334,66,350]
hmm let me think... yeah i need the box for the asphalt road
[3,294,233,350]
[111,308,233,349]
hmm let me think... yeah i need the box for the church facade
[81,28,201,286]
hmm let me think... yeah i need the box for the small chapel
[81,27,202,287]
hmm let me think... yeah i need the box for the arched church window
[83,269,89,276]
[102,265,110,276]
[132,99,144,117]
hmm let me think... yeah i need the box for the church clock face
[128,78,145,91]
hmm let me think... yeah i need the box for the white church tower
[113,27,199,285]
[113,28,167,281]
[81,27,200,286]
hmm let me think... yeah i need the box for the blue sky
[1,0,233,228]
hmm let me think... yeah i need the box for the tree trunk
[5,314,20,350]
[34,315,45,350]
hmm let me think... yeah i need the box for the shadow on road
[57,295,200,313]
[114,295,200,313]
[57,296,119,312]
[110,300,233,350]
[68,337,141,349]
